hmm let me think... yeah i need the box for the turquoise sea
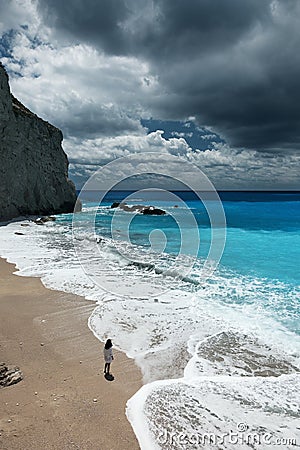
[73,190,300,334]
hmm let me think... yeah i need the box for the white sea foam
[1,217,300,449]
[127,374,300,450]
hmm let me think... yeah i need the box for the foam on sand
[127,374,300,450]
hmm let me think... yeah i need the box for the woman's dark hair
[105,339,112,349]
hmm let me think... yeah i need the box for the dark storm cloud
[37,0,269,56]
[137,0,271,58]
[37,0,300,153]
[36,0,130,53]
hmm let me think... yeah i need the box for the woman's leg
[104,363,108,373]
[107,363,111,374]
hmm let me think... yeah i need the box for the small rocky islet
[111,202,166,215]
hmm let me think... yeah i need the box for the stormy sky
[1,0,300,189]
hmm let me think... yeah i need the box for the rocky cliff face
[0,63,79,221]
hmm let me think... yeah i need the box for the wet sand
[0,258,142,449]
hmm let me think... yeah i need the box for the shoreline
[0,258,142,449]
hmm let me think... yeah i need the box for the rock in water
[0,63,80,221]
[110,202,166,215]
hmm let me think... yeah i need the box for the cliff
[0,63,79,221]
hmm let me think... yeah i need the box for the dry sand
[0,258,142,450]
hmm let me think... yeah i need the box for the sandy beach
[0,258,142,450]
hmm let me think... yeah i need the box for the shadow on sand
[104,373,114,381]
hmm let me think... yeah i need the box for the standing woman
[104,339,114,375]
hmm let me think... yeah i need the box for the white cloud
[201,133,218,140]
[65,130,191,164]
[0,0,40,35]
[2,20,158,137]
[171,131,193,138]
[188,143,300,190]
[66,132,300,190]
